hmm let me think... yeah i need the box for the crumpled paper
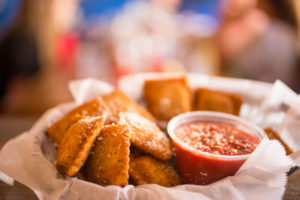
[0,73,299,200]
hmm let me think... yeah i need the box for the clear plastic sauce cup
[167,111,266,185]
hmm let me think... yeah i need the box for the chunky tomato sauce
[172,122,260,185]
[174,122,259,155]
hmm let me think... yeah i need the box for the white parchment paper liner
[0,73,299,200]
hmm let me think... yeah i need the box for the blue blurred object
[0,0,23,37]
[79,0,220,20]
[80,0,130,19]
[180,0,220,17]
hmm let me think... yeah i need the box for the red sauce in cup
[175,123,259,155]
[173,122,260,185]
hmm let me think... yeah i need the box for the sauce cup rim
[167,111,267,161]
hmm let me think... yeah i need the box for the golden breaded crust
[102,89,155,124]
[193,88,243,115]
[264,128,293,155]
[129,155,180,187]
[120,113,172,160]
[143,77,192,122]
[231,94,243,114]
[56,116,106,176]
[83,124,130,186]
[47,97,109,146]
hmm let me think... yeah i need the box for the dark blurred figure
[0,0,40,107]
[218,0,300,92]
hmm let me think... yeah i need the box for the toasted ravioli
[143,77,192,122]
[102,89,155,124]
[264,128,293,155]
[129,155,180,187]
[193,88,243,115]
[48,97,109,146]
[56,116,106,176]
[120,113,172,160]
[83,124,130,186]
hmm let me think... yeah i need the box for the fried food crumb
[102,89,155,124]
[129,154,180,187]
[264,127,293,155]
[193,88,243,115]
[120,112,172,160]
[48,97,109,146]
[143,77,192,122]
[56,115,106,176]
[83,123,130,186]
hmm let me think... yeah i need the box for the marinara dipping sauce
[167,111,266,185]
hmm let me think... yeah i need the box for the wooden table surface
[0,115,299,200]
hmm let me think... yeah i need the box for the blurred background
[1,0,300,116]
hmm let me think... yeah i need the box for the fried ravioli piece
[120,113,172,160]
[129,155,180,187]
[193,88,243,115]
[143,77,192,122]
[48,97,109,146]
[102,89,155,124]
[56,116,106,176]
[83,124,130,186]
[264,128,293,155]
